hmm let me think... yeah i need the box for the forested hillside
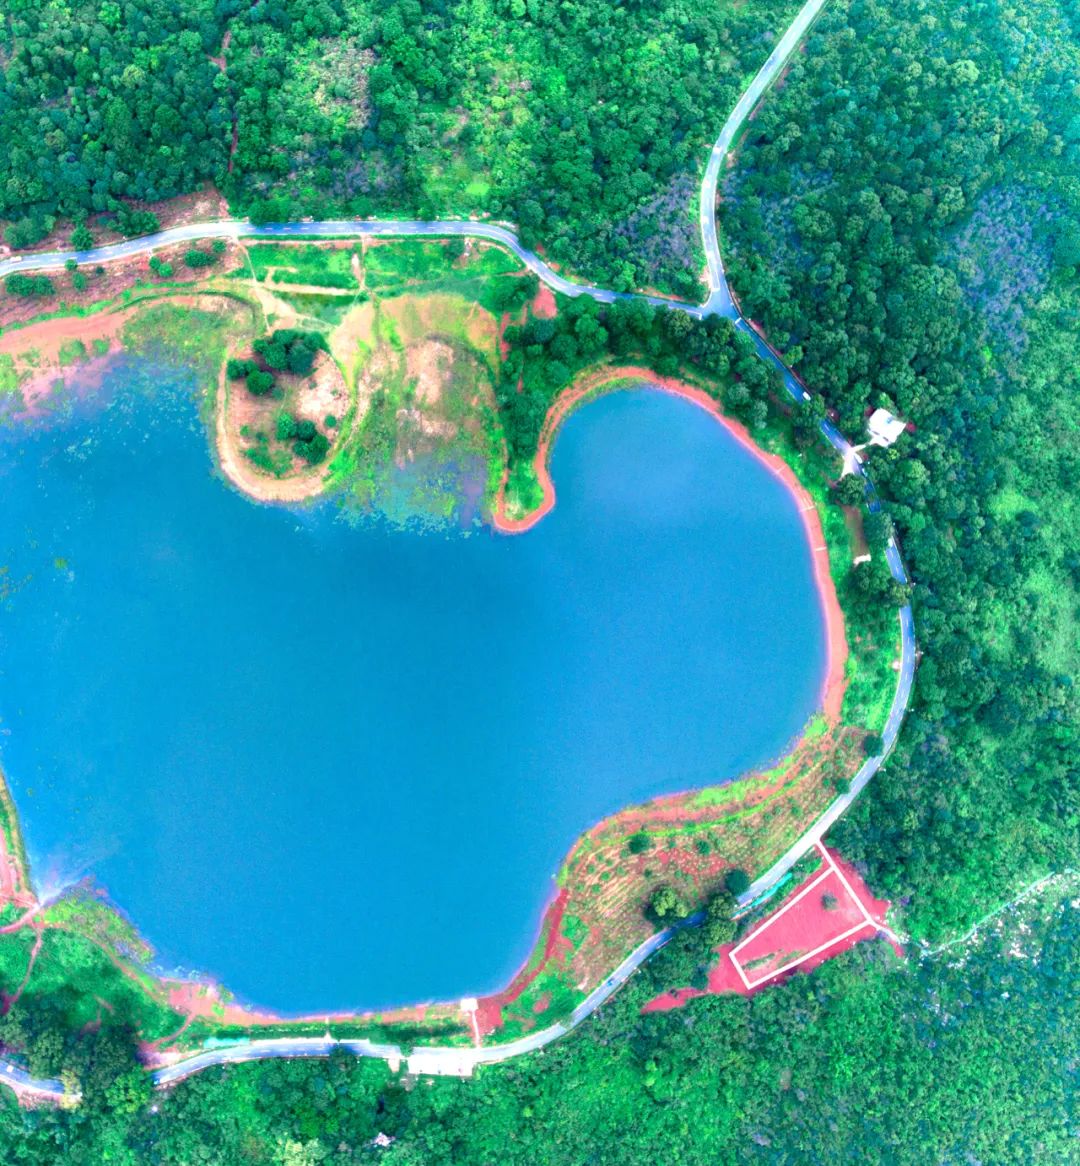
[1,877,1077,1162]
[3,1,1080,1159]
[0,0,797,296]
[721,0,1080,938]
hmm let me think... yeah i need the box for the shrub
[325,414,338,428]
[211,239,226,254]
[115,208,160,238]
[254,329,327,376]
[647,885,691,924]
[822,893,839,911]
[276,413,297,442]
[5,273,55,297]
[294,431,330,464]
[832,473,866,507]
[4,215,54,249]
[627,832,652,855]
[183,249,215,269]
[226,358,257,380]
[702,891,738,947]
[245,370,275,396]
[254,339,288,370]
[70,225,94,251]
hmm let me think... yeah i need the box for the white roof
[867,408,906,446]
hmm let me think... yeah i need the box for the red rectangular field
[642,845,900,1014]
[729,845,890,989]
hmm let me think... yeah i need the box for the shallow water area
[0,356,825,1013]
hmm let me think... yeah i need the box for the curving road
[0,0,916,1098]
[0,218,706,319]
[699,0,829,315]
[0,1057,70,1105]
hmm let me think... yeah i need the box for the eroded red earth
[644,844,902,1013]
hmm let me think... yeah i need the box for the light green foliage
[0,354,22,396]
[246,244,359,289]
[722,0,1080,939]
[0,0,803,298]
[121,303,249,397]
[3,883,1078,1161]
[57,339,87,367]
[648,884,691,922]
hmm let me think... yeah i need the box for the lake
[0,357,825,1014]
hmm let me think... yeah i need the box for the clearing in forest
[644,844,902,1013]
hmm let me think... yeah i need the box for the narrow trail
[0,0,918,1099]
[0,904,42,935]
[5,929,43,1012]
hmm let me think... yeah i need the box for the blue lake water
[0,358,825,1014]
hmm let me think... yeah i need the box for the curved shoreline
[493,368,847,721]
[0,0,917,1096]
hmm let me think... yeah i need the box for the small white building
[867,408,907,448]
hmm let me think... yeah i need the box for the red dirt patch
[473,889,572,1036]
[643,844,901,1013]
[531,285,557,319]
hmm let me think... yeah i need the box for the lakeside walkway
[0,0,916,1099]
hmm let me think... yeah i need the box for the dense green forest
[721,0,1080,939]
[3,0,1080,1157]
[1,877,1076,1162]
[0,0,798,297]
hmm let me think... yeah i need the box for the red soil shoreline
[493,368,847,720]
[2,363,854,1048]
[155,368,851,1036]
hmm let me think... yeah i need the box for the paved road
[0,1057,69,1103]
[151,1035,402,1087]
[0,0,918,1100]
[700,0,829,315]
[0,218,707,319]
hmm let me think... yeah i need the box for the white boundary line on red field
[729,844,899,990]
[730,868,833,959]
[734,920,872,990]
[816,842,902,944]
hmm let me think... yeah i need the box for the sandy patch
[406,337,454,406]
[216,348,347,505]
[382,293,500,363]
[331,300,377,369]
[296,349,348,424]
